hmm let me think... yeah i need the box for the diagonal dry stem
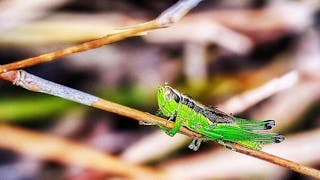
[1,70,320,179]
[0,20,159,73]
[232,143,320,179]
[0,0,204,73]
[0,70,202,139]
[0,0,319,178]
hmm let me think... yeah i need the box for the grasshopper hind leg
[236,141,263,150]
[237,134,285,150]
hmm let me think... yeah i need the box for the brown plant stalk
[232,143,320,179]
[0,70,320,179]
[0,20,159,73]
[0,0,203,73]
[0,0,319,178]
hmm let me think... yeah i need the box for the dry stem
[0,0,204,73]
[232,143,320,179]
[0,20,158,73]
[1,70,320,179]
[94,99,320,179]
[0,0,319,178]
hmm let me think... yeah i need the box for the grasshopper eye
[165,88,180,102]
[165,89,173,101]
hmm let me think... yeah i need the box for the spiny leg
[187,114,233,151]
[201,127,235,150]
[208,125,285,150]
[193,128,237,150]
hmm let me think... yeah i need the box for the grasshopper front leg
[158,111,185,137]
[139,109,168,126]
[157,101,184,137]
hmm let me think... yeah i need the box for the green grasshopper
[156,85,285,151]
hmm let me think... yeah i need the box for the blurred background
[0,0,320,179]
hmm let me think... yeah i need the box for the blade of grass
[0,96,74,122]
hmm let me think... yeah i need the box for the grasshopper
[156,85,285,151]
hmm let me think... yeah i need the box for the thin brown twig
[232,143,320,179]
[92,99,320,179]
[0,0,319,178]
[0,70,202,139]
[0,0,204,73]
[93,98,202,139]
[0,20,159,73]
[0,70,320,179]
[94,98,320,179]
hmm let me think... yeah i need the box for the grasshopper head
[157,85,180,116]
[158,85,180,103]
